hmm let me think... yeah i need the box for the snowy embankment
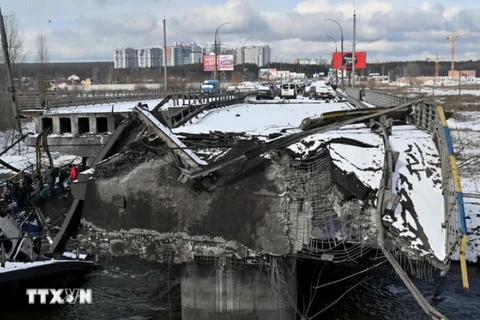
[0,121,80,176]
[447,112,480,263]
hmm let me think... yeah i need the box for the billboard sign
[259,68,277,80]
[203,55,234,72]
[332,52,367,70]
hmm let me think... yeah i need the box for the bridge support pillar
[181,257,297,320]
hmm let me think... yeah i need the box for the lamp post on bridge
[326,35,339,87]
[352,7,357,88]
[242,36,256,65]
[162,0,170,91]
[242,36,255,82]
[325,18,344,91]
[214,22,230,87]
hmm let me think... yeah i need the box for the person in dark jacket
[45,166,56,195]
[17,179,27,209]
[1,187,13,216]
[58,168,69,193]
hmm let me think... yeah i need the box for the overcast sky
[2,0,479,63]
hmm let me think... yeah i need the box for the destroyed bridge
[49,88,468,320]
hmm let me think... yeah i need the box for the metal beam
[133,106,206,170]
[50,174,88,254]
[0,158,20,173]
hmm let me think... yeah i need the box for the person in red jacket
[69,164,78,181]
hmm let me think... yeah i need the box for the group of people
[0,163,79,216]
[42,164,79,198]
[1,173,35,215]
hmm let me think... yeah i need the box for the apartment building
[137,47,163,68]
[234,45,271,66]
[114,47,138,69]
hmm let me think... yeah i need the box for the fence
[344,88,466,266]
[345,87,414,107]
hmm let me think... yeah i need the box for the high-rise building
[114,47,138,69]
[114,42,203,68]
[138,47,163,68]
[189,43,203,64]
[239,45,271,67]
[166,42,184,66]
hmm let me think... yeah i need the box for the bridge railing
[344,88,465,263]
[14,88,255,110]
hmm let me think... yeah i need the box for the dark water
[2,197,479,320]
[2,256,479,320]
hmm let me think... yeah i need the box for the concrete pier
[181,257,297,320]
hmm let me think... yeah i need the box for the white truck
[280,83,297,99]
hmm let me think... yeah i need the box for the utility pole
[0,6,22,135]
[214,22,230,88]
[352,11,356,88]
[163,18,167,91]
[214,36,218,82]
[426,54,445,96]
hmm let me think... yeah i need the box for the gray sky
[2,0,479,63]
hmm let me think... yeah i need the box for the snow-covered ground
[447,112,480,263]
[0,121,81,175]
[404,87,480,97]
[387,77,480,87]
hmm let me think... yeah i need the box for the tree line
[6,59,480,86]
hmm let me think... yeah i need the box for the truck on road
[201,80,220,94]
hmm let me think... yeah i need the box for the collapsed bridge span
[56,96,466,319]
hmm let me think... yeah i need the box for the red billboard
[203,55,234,72]
[332,52,367,70]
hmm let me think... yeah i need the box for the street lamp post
[214,22,230,87]
[327,36,339,87]
[162,0,170,91]
[242,36,255,65]
[326,36,337,52]
[325,19,344,91]
[242,36,255,82]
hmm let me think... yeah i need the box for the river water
[3,256,479,320]
[1,198,478,319]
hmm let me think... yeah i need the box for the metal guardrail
[345,87,414,107]
[166,92,252,128]
[14,88,255,110]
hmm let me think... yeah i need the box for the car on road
[256,85,275,100]
[262,83,281,96]
[309,85,336,100]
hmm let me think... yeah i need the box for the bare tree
[0,14,25,131]
[36,33,49,105]
[0,15,26,83]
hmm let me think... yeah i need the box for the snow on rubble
[385,125,446,261]
[286,124,447,261]
[286,125,385,190]
[172,101,449,262]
